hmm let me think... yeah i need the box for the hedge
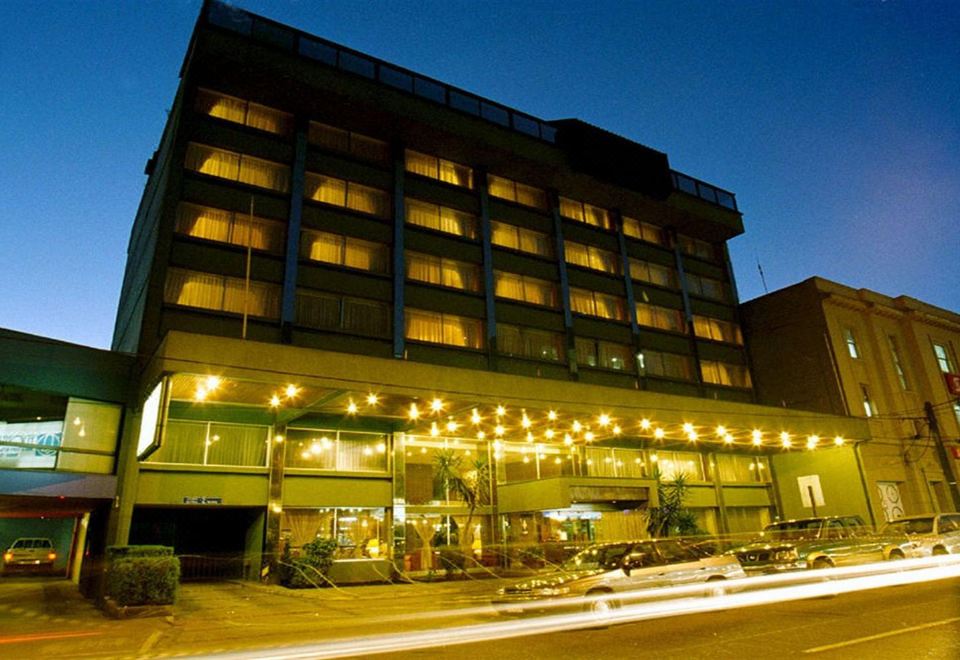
[106,545,180,606]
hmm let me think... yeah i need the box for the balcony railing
[671,171,738,211]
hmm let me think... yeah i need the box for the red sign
[946,373,960,396]
[951,446,960,460]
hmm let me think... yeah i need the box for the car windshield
[764,520,823,540]
[883,518,934,535]
[565,544,631,570]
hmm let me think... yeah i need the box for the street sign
[183,496,223,505]
[945,372,960,396]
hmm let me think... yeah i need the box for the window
[147,420,269,467]
[494,271,557,307]
[296,290,390,337]
[406,251,481,292]
[304,173,390,218]
[184,143,290,192]
[701,360,752,388]
[405,198,477,239]
[558,197,613,231]
[953,403,960,429]
[497,324,564,362]
[405,309,483,349]
[639,349,694,380]
[570,288,627,321]
[576,338,634,372]
[564,241,620,274]
[693,315,743,345]
[308,121,389,163]
[933,343,956,373]
[861,384,875,417]
[195,88,292,136]
[300,230,390,274]
[715,455,770,484]
[405,149,474,189]
[629,258,677,288]
[655,451,705,481]
[621,217,664,245]
[487,174,547,210]
[490,221,553,258]
[887,335,909,389]
[677,235,717,261]
[164,268,281,319]
[844,328,860,359]
[175,202,285,254]
[686,272,727,301]
[636,302,685,333]
[285,429,388,473]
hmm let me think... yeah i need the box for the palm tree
[433,448,491,556]
[647,470,702,538]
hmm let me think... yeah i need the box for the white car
[2,537,57,573]
[881,513,960,556]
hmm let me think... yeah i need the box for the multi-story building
[742,277,960,524]
[107,1,871,579]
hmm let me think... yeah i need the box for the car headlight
[532,586,570,597]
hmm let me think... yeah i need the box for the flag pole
[242,196,253,339]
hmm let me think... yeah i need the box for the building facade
[742,277,960,525]
[106,1,873,579]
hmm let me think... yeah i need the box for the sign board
[797,474,825,508]
[950,446,960,460]
[0,421,62,469]
[183,497,223,505]
[945,372,960,397]
[136,379,168,459]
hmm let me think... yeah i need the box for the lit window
[487,174,547,210]
[933,343,956,374]
[490,221,553,258]
[308,121,389,163]
[494,271,557,307]
[196,88,292,136]
[677,235,717,261]
[570,288,627,321]
[498,324,564,362]
[887,335,909,390]
[405,149,474,189]
[686,272,727,301]
[405,198,477,239]
[296,290,390,337]
[844,328,861,359]
[558,197,613,231]
[304,173,390,218]
[564,241,620,274]
[185,143,290,192]
[701,360,752,388]
[405,308,483,349]
[406,251,481,292]
[629,258,677,288]
[176,202,285,254]
[300,230,390,273]
[861,384,875,417]
[693,315,743,345]
[147,420,269,467]
[639,349,694,380]
[576,338,634,372]
[636,302,685,333]
[656,451,706,481]
[164,268,281,319]
[621,217,664,245]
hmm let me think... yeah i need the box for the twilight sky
[1,0,957,350]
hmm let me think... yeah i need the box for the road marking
[802,617,960,654]
[139,630,164,655]
[0,630,103,645]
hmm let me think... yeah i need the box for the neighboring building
[106,1,871,579]
[742,277,960,523]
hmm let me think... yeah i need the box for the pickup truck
[2,537,57,573]
[728,515,915,574]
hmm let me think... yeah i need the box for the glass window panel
[296,291,341,329]
[379,65,413,91]
[346,182,388,217]
[405,150,437,179]
[487,175,515,201]
[177,203,232,244]
[185,143,239,180]
[148,420,206,464]
[575,337,598,367]
[286,431,338,470]
[636,302,685,333]
[519,227,553,257]
[480,102,509,126]
[342,236,388,272]
[338,51,375,78]
[558,197,583,222]
[569,288,596,316]
[238,154,290,191]
[245,102,292,135]
[498,324,523,356]
[405,309,444,344]
[196,88,246,124]
[490,221,519,250]
[299,38,337,64]
[342,298,390,336]
[564,241,590,269]
[414,77,446,102]
[302,230,343,264]
[512,114,540,137]
[405,310,482,349]
[308,122,351,152]
[598,341,634,371]
[205,423,268,467]
[449,90,480,115]
[350,134,389,163]
[700,360,752,388]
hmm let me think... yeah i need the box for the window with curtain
[639,349,694,380]
[570,287,626,321]
[296,290,391,337]
[576,338,634,371]
[175,202,285,254]
[405,308,483,349]
[304,173,389,218]
[164,268,280,319]
[184,143,290,192]
[285,429,388,473]
[405,149,474,189]
[692,315,743,345]
[621,217,664,245]
[405,198,477,239]
[195,88,292,136]
[686,273,727,301]
[300,230,389,273]
[490,221,553,258]
[629,258,677,288]
[146,420,269,467]
[307,121,389,163]
[656,451,706,481]
[716,455,770,483]
[487,174,547,210]
[406,251,481,292]
[636,302,685,333]
[677,235,717,261]
[564,241,620,274]
[493,271,557,307]
[558,196,613,231]
[933,343,956,373]
[497,323,564,362]
[700,360,752,388]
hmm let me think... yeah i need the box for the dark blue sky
[1,1,957,349]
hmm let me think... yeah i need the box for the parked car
[493,539,745,615]
[2,537,57,573]
[880,513,960,556]
[728,515,915,574]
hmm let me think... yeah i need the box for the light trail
[197,556,960,660]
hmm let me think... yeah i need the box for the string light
[682,422,695,435]
[545,429,555,440]
[563,433,573,446]
[408,403,420,420]
[572,420,582,433]
[715,425,727,437]
[612,424,622,435]
[584,431,595,442]
[346,400,358,415]
[496,405,506,417]
[430,422,440,437]
[598,413,611,427]
[834,436,845,446]
[640,418,652,431]
[780,431,792,448]
[547,410,558,421]
[194,387,208,402]
[806,435,819,450]
[521,411,531,429]
[654,427,665,440]
[269,395,282,408]
[366,393,379,406]
[494,424,505,437]
[471,409,482,425]
[430,398,444,413]
[751,429,763,446]
[526,432,534,442]
[723,433,734,445]
[285,384,299,398]
[446,419,459,433]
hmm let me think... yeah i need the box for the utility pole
[924,401,960,510]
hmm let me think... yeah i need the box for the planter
[102,596,174,620]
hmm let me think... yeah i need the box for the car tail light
[48,552,57,561]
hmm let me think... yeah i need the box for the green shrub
[106,546,180,606]
[282,537,338,588]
